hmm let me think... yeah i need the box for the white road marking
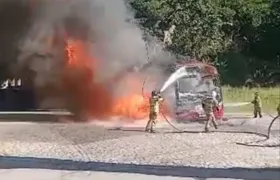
[0,111,72,115]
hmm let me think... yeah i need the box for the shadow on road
[112,128,270,139]
[0,155,279,180]
[172,129,268,137]
[108,128,145,133]
[236,142,280,148]
[0,114,73,123]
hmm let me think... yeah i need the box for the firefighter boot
[145,126,151,132]
[145,122,151,132]
[253,110,257,118]
[145,127,155,133]
[205,118,211,132]
[145,120,154,133]
[213,120,218,129]
[204,126,210,133]
[149,120,156,133]
[213,123,218,130]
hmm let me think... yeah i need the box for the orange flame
[63,38,157,120]
[65,39,93,68]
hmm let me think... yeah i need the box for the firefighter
[251,92,262,118]
[277,103,280,116]
[163,25,176,47]
[145,90,164,133]
[202,91,219,132]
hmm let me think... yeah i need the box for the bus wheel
[222,117,228,121]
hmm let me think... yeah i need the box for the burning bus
[161,60,224,121]
[0,1,222,122]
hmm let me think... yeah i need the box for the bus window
[213,78,220,87]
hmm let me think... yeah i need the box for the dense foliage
[128,0,280,86]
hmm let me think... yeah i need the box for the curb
[0,112,273,122]
[0,111,73,122]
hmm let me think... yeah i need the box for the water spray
[141,31,151,98]
[160,66,187,93]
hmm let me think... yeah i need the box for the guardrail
[0,110,74,122]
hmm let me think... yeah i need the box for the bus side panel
[0,78,37,111]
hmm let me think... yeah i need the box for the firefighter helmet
[212,90,217,98]
[151,90,159,97]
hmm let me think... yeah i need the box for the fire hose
[160,110,185,132]
[266,87,280,139]
[267,115,280,139]
[141,76,148,98]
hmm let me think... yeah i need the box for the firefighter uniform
[251,92,262,118]
[163,25,176,47]
[145,91,164,133]
[202,92,219,132]
[277,104,280,116]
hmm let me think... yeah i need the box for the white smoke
[86,0,149,80]
[14,0,175,110]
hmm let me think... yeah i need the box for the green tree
[241,0,280,84]
[130,0,270,57]
[128,0,278,85]
[130,0,235,58]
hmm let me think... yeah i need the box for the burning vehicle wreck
[160,60,224,121]
[0,1,223,123]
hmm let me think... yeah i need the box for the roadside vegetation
[128,0,280,86]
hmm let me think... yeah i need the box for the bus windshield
[178,76,217,94]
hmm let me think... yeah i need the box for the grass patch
[222,86,280,113]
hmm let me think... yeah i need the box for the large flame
[63,38,160,120]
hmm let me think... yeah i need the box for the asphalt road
[0,122,143,144]
[0,113,279,180]
[0,113,278,144]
